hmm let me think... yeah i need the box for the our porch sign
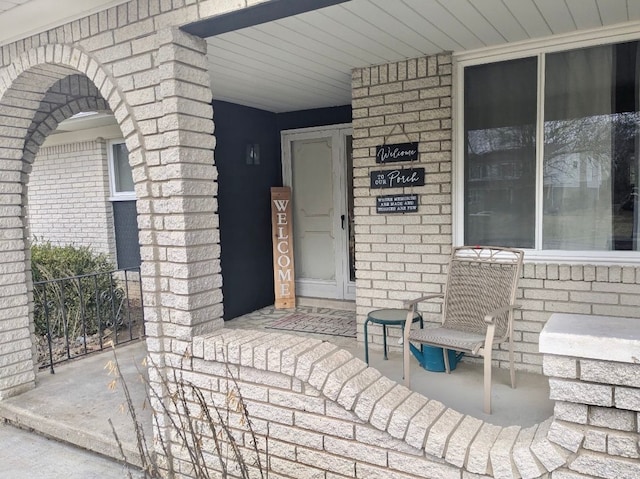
[271,187,296,309]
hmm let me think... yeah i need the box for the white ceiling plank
[209,34,351,90]
[628,0,640,19]
[390,0,484,50]
[438,0,505,45]
[210,70,349,108]
[223,29,349,79]
[280,15,392,66]
[533,0,577,34]
[468,0,529,42]
[596,0,629,24]
[380,0,465,52]
[208,53,351,97]
[236,25,355,75]
[503,0,552,38]
[252,21,365,70]
[213,85,299,112]
[212,84,338,112]
[211,76,343,112]
[340,0,440,57]
[300,9,415,61]
[404,0,502,50]
[207,57,349,104]
[565,0,602,30]
[277,15,384,65]
[209,70,332,104]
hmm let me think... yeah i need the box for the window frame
[453,22,640,264]
[107,139,136,201]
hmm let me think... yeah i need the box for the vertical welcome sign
[271,187,295,309]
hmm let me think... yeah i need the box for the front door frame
[281,123,354,300]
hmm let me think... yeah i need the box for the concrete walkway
[0,422,142,478]
[0,341,150,471]
[0,304,554,475]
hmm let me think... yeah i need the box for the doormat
[265,312,356,338]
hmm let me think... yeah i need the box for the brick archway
[0,30,221,399]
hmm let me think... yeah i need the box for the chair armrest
[483,304,521,324]
[403,293,444,309]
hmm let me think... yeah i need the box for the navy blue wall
[214,101,280,320]
[215,101,351,320]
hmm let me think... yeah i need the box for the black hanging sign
[376,194,419,214]
[370,167,425,189]
[376,142,418,163]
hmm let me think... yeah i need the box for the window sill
[520,249,640,266]
[109,194,136,202]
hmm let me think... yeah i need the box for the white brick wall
[541,316,640,479]
[352,55,454,359]
[28,140,115,259]
[183,329,573,479]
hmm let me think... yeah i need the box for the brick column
[0,175,35,399]
[144,28,220,474]
[540,313,640,478]
[140,27,221,363]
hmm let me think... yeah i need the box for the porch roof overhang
[1,1,638,116]
[197,0,640,113]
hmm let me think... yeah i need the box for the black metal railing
[33,267,144,373]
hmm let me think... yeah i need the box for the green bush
[31,243,118,339]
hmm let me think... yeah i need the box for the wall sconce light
[246,143,260,165]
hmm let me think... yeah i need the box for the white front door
[282,125,354,300]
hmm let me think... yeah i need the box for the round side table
[364,308,423,365]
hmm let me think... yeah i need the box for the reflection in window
[464,57,537,248]
[463,40,640,252]
[543,43,640,251]
[112,142,134,194]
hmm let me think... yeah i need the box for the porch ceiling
[205,0,640,113]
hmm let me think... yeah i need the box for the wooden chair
[402,246,524,414]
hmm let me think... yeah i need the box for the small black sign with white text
[376,194,419,214]
[370,167,425,189]
[376,142,418,163]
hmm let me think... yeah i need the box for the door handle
[341,214,345,230]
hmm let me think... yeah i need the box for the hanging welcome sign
[372,126,421,213]
[375,142,418,163]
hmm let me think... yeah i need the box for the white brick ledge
[540,313,640,364]
[193,329,570,479]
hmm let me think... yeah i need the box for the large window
[463,40,640,255]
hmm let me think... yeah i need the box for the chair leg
[484,348,492,414]
[403,337,410,386]
[509,339,516,389]
[443,348,451,374]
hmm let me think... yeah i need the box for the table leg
[364,318,370,365]
[382,324,388,360]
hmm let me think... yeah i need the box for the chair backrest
[442,246,524,340]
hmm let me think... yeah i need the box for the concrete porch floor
[0,304,553,470]
[226,305,554,427]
